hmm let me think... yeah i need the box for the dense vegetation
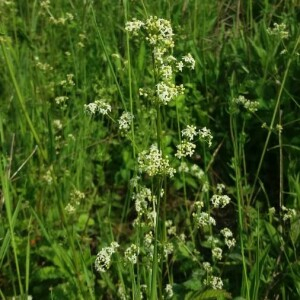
[1,1,300,299]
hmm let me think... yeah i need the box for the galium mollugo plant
[89,16,236,298]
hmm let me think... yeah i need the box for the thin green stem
[91,7,127,111]
[150,182,159,300]
[279,110,283,209]
[230,115,250,300]
[123,0,136,159]
[0,160,24,296]
[0,40,47,161]
[250,35,300,203]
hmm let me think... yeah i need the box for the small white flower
[167,226,176,236]
[179,233,186,241]
[182,53,195,69]
[193,212,216,228]
[156,82,184,105]
[95,242,119,273]
[198,127,213,147]
[65,203,76,214]
[53,119,63,130]
[268,207,276,215]
[203,262,212,273]
[202,181,209,192]
[153,47,166,64]
[234,95,259,113]
[175,140,196,159]
[118,111,134,131]
[220,228,236,249]
[191,164,205,179]
[55,96,68,105]
[210,194,231,208]
[125,19,144,34]
[212,247,223,260]
[210,276,223,290]
[84,99,111,115]
[176,61,184,71]
[165,284,173,298]
[220,228,233,238]
[216,183,226,194]
[178,161,189,173]
[124,244,139,264]
[225,238,236,249]
[138,144,176,177]
[144,231,153,248]
[267,23,289,39]
[181,125,198,141]
[163,242,174,257]
[282,206,296,221]
[160,64,173,80]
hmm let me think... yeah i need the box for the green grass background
[1,0,300,299]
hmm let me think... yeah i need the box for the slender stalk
[250,36,300,202]
[150,182,159,300]
[229,115,250,300]
[0,160,24,296]
[0,40,47,161]
[91,7,127,111]
[123,0,136,159]
[279,110,283,208]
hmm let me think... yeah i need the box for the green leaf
[186,289,232,300]
[33,266,66,281]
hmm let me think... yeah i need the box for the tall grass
[0,0,300,299]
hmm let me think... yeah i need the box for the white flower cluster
[178,161,189,173]
[163,242,174,257]
[234,95,259,113]
[132,185,158,228]
[166,220,176,236]
[125,18,144,34]
[138,144,176,177]
[204,276,223,290]
[118,111,134,132]
[193,211,216,228]
[282,206,296,221]
[124,244,139,264]
[220,227,236,249]
[210,194,231,208]
[84,99,111,115]
[40,0,50,9]
[212,247,223,260]
[49,12,74,26]
[95,242,119,273]
[267,23,289,39]
[198,127,213,147]
[133,186,156,216]
[145,16,174,48]
[191,164,205,179]
[175,140,196,159]
[53,119,62,130]
[65,189,85,214]
[165,284,174,298]
[156,82,184,105]
[60,73,75,87]
[55,96,68,105]
[203,262,224,290]
[203,262,212,273]
[125,16,196,105]
[42,167,54,185]
[182,53,195,70]
[176,125,213,159]
[144,231,153,248]
[182,125,198,140]
[216,183,225,194]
